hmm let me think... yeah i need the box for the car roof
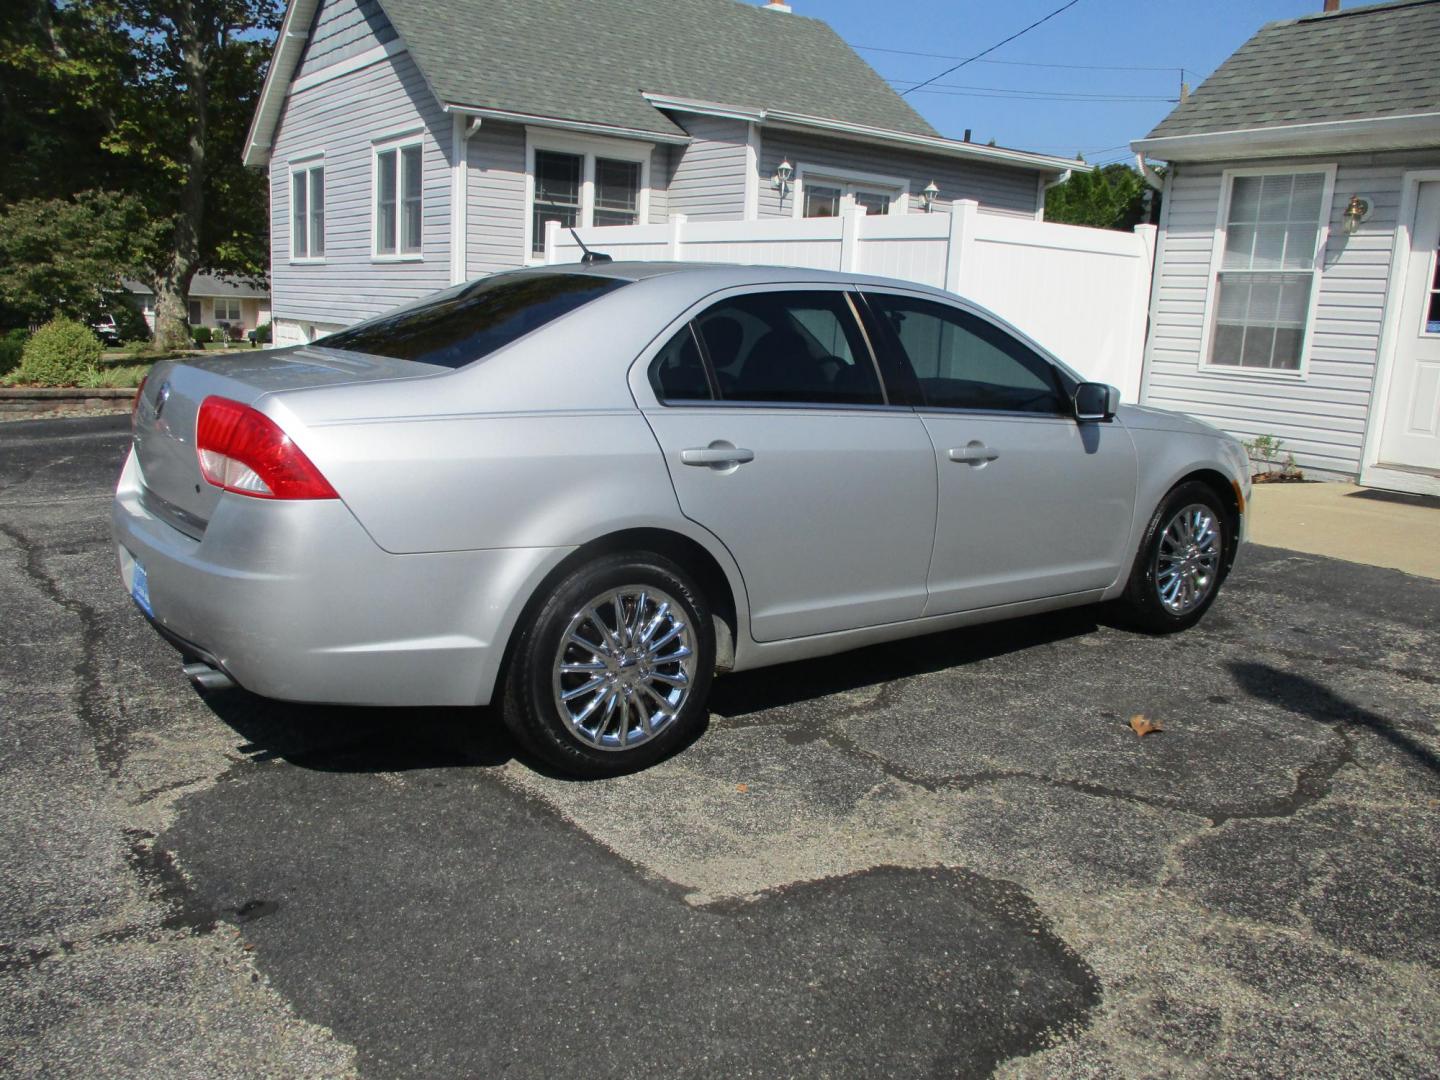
[527,259,955,299]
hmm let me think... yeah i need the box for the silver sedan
[114,263,1251,776]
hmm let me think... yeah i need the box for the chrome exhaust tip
[183,661,235,692]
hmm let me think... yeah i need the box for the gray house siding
[466,121,527,277]
[757,131,1042,219]
[270,42,452,328]
[295,0,397,79]
[1140,148,1433,479]
[666,115,750,221]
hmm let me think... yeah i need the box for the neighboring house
[1133,0,1440,495]
[126,275,273,339]
[243,0,1082,347]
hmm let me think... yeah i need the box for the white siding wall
[666,115,750,220]
[758,131,1042,219]
[1141,149,1434,479]
[270,40,453,325]
[295,0,396,78]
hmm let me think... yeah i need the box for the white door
[1378,182,1440,473]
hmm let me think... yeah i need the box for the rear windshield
[316,272,630,369]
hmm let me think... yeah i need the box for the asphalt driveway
[1,414,1437,1078]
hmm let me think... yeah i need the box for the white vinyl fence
[545,200,1156,400]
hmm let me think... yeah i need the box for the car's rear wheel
[501,552,715,777]
[1115,480,1231,633]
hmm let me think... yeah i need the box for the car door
[635,286,937,642]
[861,289,1138,615]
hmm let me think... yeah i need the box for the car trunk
[131,346,441,537]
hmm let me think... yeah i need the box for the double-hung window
[1208,170,1332,372]
[796,168,905,219]
[290,161,325,260]
[215,298,242,323]
[532,150,582,253]
[527,137,649,258]
[375,139,423,257]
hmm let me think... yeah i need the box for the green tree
[1045,162,1159,232]
[0,191,160,326]
[0,0,280,349]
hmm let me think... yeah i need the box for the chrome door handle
[681,445,755,467]
[948,444,999,465]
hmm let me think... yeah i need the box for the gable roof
[125,274,270,299]
[246,0,1083,176]
[1134,0,1440,160]
[381,0,936,140]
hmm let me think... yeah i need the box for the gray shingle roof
[378,0,939,138]
[125,274,270,299]
[1146,0,1440,140]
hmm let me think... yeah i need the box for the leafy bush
[0,328,28,376]
[251,321,272,345]
[191,325,212,345]
[16,318,102,386]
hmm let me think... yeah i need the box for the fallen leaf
[1130,714,1164,737]
[736,783,749,794]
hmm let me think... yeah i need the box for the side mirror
[1074,382,1119,422]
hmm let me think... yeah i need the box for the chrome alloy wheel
[1154,503,1222,615]
[551,586,698,751]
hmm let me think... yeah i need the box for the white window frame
[1198,164,1337,380]
[372,131,426,261]
[524,129,652,264]
[791,165,910,220]
[288,155,326,263]
[215,297,243,322]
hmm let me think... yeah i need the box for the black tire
[1115,480,1232,634]
[500,552,715,777]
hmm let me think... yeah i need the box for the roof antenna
[568,227,613,265]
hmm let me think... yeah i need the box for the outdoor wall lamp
[1342,195,1370,235]
[772,159,793,197]
[921,181,939,212]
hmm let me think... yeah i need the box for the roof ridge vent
[762,0,793,11]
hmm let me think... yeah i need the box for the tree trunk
[152,0,208,352]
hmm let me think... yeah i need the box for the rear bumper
[112,448,572,706]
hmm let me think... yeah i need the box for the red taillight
[195,396,338,500]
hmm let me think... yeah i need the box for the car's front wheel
[1116,480,1232,633]
[501,552,715,777]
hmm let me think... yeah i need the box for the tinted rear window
[317,273,630,369]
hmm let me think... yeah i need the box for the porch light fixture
[1342,195,1370,235]
[921,181,939,212]
[772,159,793,197]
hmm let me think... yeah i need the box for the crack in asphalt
[0,523,125,778]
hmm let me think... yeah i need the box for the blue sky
[804,0,1324,165]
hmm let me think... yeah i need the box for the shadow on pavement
[710,607,1102,717]
[200,690,518,773]
[1229,660,1439,776]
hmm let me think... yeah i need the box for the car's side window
[865,293,1065,414]
[692,291,884,406]
[651,323,714,402]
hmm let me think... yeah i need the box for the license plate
[131,558,153,617]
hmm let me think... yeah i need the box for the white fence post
[839,205,865,272]
[944,199,978,295]
[1127,223,1159,401]
[669,214,687,260]
[543,219,561,265]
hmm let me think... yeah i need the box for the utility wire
[885,77,1175,102]
[899,0,1087,97]
[859,43,1195,79]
